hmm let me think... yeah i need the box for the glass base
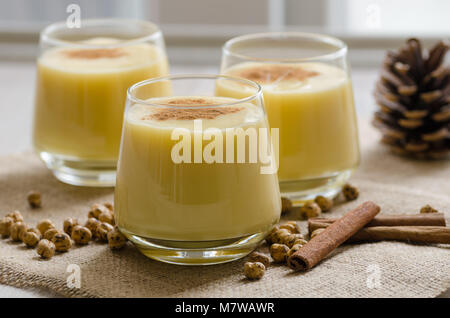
[120,228,267,265]
[279,168,354,205]
[39,151,116,187]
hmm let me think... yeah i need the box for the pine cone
[373,38,450,159]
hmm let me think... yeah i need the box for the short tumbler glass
[115,75,281,265]
[219,32,360,203]
[33,19,169,187]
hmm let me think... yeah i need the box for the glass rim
[40,18,162,48]
[222,32,347,63]
[127,74,263,109]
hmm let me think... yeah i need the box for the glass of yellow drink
[115,75,281,265]
[33,19,170,187]
[219,32,360,203]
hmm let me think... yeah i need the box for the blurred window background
[0,0,448,156]
[0,0,449,65]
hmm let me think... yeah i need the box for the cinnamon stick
[308,213,446,233]
[288,201,380,271]
[308,222,450,244]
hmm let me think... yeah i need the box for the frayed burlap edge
[0,262,97,298]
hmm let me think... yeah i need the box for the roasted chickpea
[52,233,72,252]
[43,228,60,241]
[37,239,55,259]
[6,210,24,223]
[88,204,109,219]
[0,216,14,238]
[279,223,298,234]
[23,231,40,248]
[98,211,114,225]
[25,228,42,239]
[311,228,326,239]
[265,225,280,244]
[270,243,289,263]
[283,233,306,248]
[63,217,78,235]
[103,202,114,212]
[244,262,265,280]
[27,190,42,208]
[10,222,27,242]
[107,228,127,249]
[287,243,304,258]
[300,202,321,219]
[343,184,359,201]
[71,225,92,245]
[96,222,114,242]
[37,219,55,236]
[247,251,270,268]
[271,229,291,244]
[314,195,333,212]
[420,204,438,214]
[293,238,308,247]
[85,217,101,237]
[281,197,293,213]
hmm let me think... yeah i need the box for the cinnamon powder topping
[142,98,243,121]
[234,64,319,84]
[63,48,126,59]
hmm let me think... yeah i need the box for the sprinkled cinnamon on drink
[233,64,319,83]
[164,98,212,106]
[144,108,243,121]
[141,97,244,121]
[63,48,126,59]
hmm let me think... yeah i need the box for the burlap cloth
[0,120,449,298]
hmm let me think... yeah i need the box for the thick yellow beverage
[218,62,360,183]
[33,38,169,161]
[115,96,281,241]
